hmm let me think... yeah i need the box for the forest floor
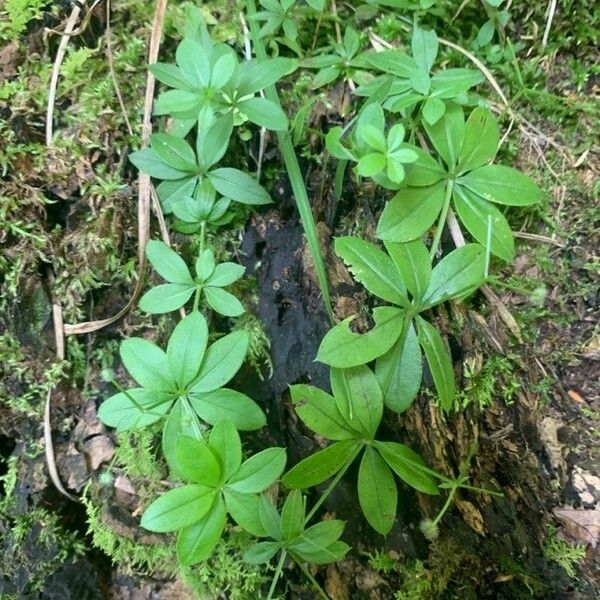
[0,1,598,599]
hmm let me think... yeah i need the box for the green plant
[317,238,486,410]
[543,525,586,579]
[141,420,286,565]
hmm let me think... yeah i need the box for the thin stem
[305,445,362,523]
[199,220,207,253]
[266,550,287,600]
[429,179,454,259]
[192,287,201,312]
[432,482,459,526]
[245,0,334,324]
[296,559,330,600]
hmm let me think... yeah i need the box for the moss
[0,0,49,40]
[543,525,586,579]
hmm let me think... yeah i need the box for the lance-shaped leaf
[373,440,439,495]
[403,148,446,187]
[177,495,227,565]
[141,485,216,532]
[415,316,455,411]
[422,243,486,307]
[120,337,175,392]
[189,388,266,431]
[385,239,432,303]
[227,447,287,494]
[423,103,465,169]
[376,183,446,243]
[174,436,222,487]
[146,240,194,284]
[151,133,197,172]
[282,439,362,489]
[281,489,305,540]
[459,165,543,206]
[208,168,271,205]
[98,389,174,431]
[208,419,242,481]
[167,312,208,388]
[129,148,193,180]
[358,447,397,535]
[457,106,499,173]
[224,490,266,537]
[453,185,514,262]
[375,320,422,413]
[317,306,405,368]
[291,385,358,440]
[334,236,408,305]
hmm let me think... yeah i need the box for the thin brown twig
[46,4,82,145]
[105,0,133,136]
[46,0,102,36]
[64,0,169,335]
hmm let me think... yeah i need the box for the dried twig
[542,0,558,48]
[46,4,82,145]
[105,0,133,136]
[63,0,169,335]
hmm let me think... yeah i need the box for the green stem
[192,287,201,312]
[305,445,362,524]
[199,220,207,253]
[296,559,330,600]
[245,0,334,324]
[266,549,287,600]
[432,482,459,526]
[429,179,454,259]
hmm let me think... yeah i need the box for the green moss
[543,525,586,579]
[0,0,49,41]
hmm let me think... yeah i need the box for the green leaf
[224,490,266,537]
[292,540,350,565]
[361,125,387,152]
[191,331,249,393]
[430,68,484,99]
[139,283,195,314]
[176,38,211,87]
[141,485,216,532]
[422,243,486,307]
[197,114,234,169]
[317,306,405,368]
[129,148,191,180]
[228,447,286,493]
[326,127,356,161]
[120,338,175,391]
[239,96,288,131]
[174,436,222,486]
[208,168,271,205]
[162,398,203,478]
[258,496,282,541]
[281,489,305,540]
[453,185,514,262]
[167,312,208,388]
[375,320,422,413]
[205,263,245,287]
[177,496,227,565]
[157,177,198,213]
[291,521,347,563]
[189,388,266,431]
[331,366,383,440]
[376,183,446,243]
[151,133,197,172]
[210,52,237,88]
[98,389,173,431]
[311,65,341,89]
[303,54,341,69]
[244,541,279,564]
[282,440,361,489]
[149,63,191,89]
[236,57,296,95]
[423,103,465,169]
[459,165,543,206]
[415,316,455,411]
[457,106,498,173]
[195,248,216,281]
[357,152,387,177]
[403,148,446,187]
[154,89,203,118]
[356,102,385,147]
[146,240,194,284]
[412,23,438,73]
[422,97,446,125]
[385,239,432,302]
[204,286,245,317]
[334,236,408,305]
[374,440,439,495]
[209,420,242,480]
[358,447,397,534]
[291,385,357,440]
[364,50,420,79]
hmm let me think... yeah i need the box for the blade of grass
[245,0,334,323]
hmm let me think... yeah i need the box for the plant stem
[429,179,454,259]
[296,559,330,600]
[432,481,460,526]
[266,549,287,600]
[305,445,362,523]
[199,220,207,253]
[245,0,334,324]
